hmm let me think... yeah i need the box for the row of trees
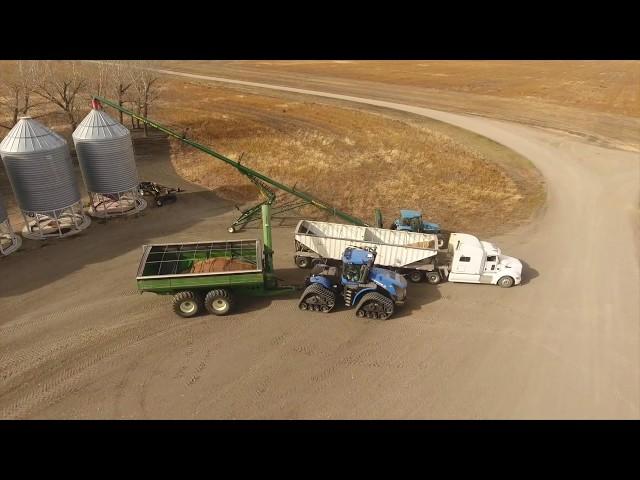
[0,60,160,136]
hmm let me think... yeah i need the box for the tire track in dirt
[0,297,163,378]
[0,288,152,337]
[0,304,190,419]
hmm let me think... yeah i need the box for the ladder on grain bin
[93,96,369,232]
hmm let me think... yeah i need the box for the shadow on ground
[0,135,234,298]
[520,260,539,285]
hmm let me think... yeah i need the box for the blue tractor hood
[370,266,407,297]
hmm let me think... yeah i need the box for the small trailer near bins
[293,220,440,283]
[136,238,294,317]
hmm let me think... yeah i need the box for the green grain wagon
[136,237,294,317]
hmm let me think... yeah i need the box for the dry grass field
[154,79,542,235]
[238,61,640,116]
[158,60,640,152]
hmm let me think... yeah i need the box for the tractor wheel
[295,255,312,269]
[204,289,234,316]
[498,276,515,288]
[408,270,424,283]
[298,283,336,313]
[355,292,395,320]
[172,291,203,318]
[426,272,441,285]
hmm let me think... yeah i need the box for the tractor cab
[392,209,441,234]
[341,246,376,285]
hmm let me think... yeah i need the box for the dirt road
[1,71,638,419]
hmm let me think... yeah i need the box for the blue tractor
[390,209,441,234]
[298,246,407,320]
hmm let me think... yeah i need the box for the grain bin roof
[72,109,129,140]
[0,117,67,153]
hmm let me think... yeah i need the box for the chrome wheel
[212,298,229,312]
[179,300,197,314]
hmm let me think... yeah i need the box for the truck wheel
[498,276,515,288]
[426,272,441,285]
[172,291,203,318]
[204,289,234,315]
[355,292,394,320]
[298,283,336,313]
[408,271,424,283]
[295,255,312,269]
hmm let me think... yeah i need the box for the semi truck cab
[446,233,522,287]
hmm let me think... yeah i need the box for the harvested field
[157,60,640,152]
[154,79,543,237]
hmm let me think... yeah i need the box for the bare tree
[129,61,161,136]
[34,61,87,131]
[112,61,134,125]
[0,61,44,130]
[87,61,110,99]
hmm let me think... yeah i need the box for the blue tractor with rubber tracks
[298,246,407,320]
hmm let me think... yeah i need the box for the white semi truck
[294,220,522,287]
[439,232,522,287]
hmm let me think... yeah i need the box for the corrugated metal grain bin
[0,117,90,239]
[72,107,145,217]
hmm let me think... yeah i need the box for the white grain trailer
[294,220,440,283]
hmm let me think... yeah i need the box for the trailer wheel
[172,291,203,318]
[426,272,441,285]
[408,271,424,283]
[497,276,515,288]
[295,255,312,269]
[204,289,234,316]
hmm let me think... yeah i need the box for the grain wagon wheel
[204,289,234,316]
[172,291,204,318]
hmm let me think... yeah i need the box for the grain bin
[0,117,90,240]
[0,194,21,255]
[72,104,146,217]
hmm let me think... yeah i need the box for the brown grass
[158,61,640,152]
[156,79,541,236]
[160,60,640,117]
